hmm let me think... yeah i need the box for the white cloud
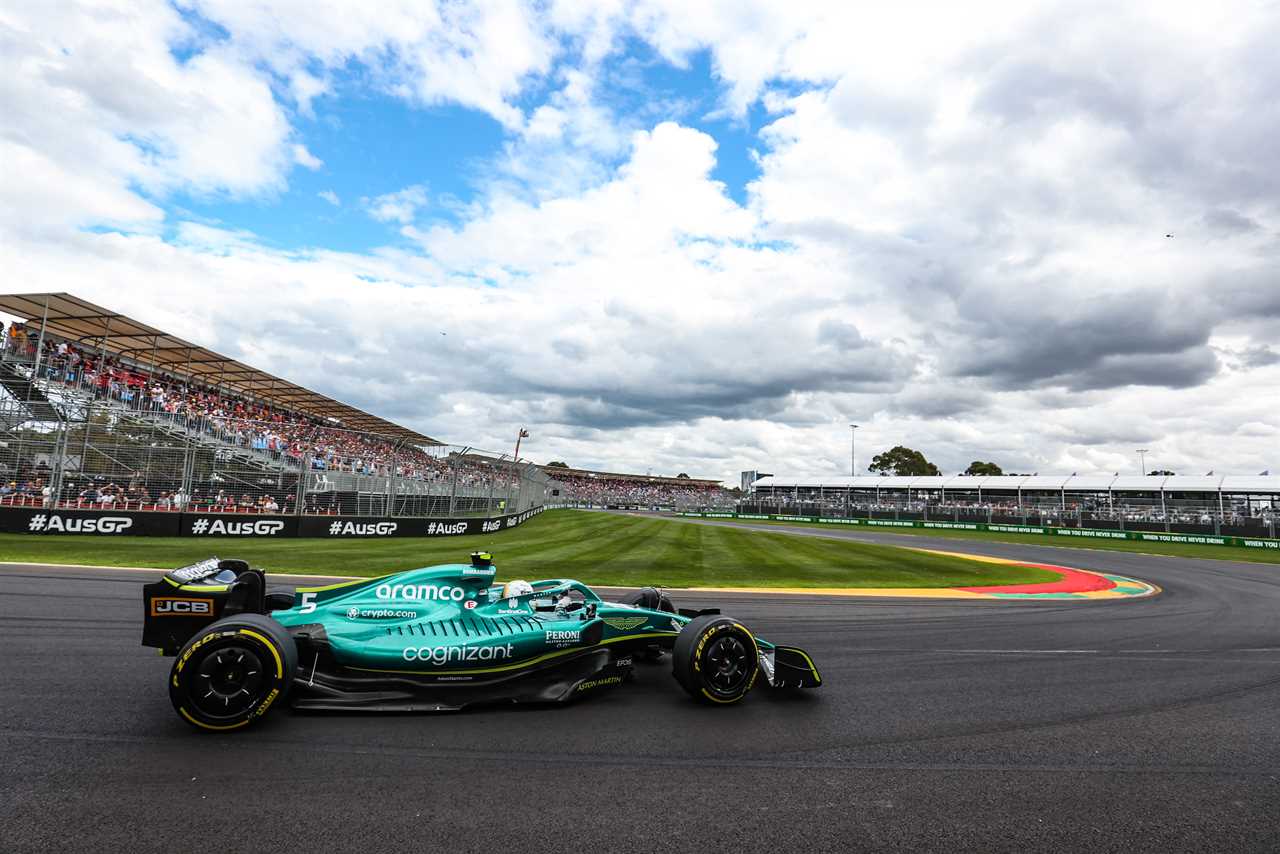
[0,1,295,236]
[2,1,1278,481]
[318,190,341,206]
[293,144,323,170]
[501,68,630,197]
[416,123,753,273]
[363,185,429,225]
[186,0,559,127]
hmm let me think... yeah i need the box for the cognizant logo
[376,583,466,602]
[402,643,514,664]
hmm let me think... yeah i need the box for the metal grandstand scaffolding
[743,475,1280,539]
[0,293,548,519]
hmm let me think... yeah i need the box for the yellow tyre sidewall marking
[173,628,285,727]
[237,628,284,679]
[179,707,251,732]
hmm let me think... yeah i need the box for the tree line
[866,446,1174,477]
[552,452,1175,480]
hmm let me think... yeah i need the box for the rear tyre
[671,615,759,705]
[169,613,297,732]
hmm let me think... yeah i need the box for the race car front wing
[759,646,822,689]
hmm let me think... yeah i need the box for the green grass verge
[697,516,1280,564]
[0,510,1061,589]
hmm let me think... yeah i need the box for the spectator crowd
[741,493,1278,527]
[548,470,734,508]
[2,324,508,488]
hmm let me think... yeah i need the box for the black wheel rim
[189,643,267,720]
[703,633,751,695]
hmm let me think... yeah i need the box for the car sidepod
[284,623,639,712]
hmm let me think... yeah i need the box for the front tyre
[671,615,759,705]
[169,614,297,732]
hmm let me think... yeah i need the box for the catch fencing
[736,497,1277,540]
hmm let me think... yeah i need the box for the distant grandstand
[543,464,734,510]
[0,293,547,519]
[746,474,1280,539]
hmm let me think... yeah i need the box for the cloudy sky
[3,1,1278,482]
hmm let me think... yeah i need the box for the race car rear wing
[141,558,282,655]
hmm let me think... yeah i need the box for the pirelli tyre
[671,615,759,705]
[169,614,297,732]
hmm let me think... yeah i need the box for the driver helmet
[502,579,534,599]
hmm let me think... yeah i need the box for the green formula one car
[142,552,821,731]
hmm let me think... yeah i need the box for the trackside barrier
[0,506,545,538]
[673,512,1279,551]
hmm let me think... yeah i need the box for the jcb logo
[150,598,214,617]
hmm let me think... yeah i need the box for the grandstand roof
[751,474,1280,494]
[0,292,439,445]
[541,464,721,487]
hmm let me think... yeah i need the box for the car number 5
[299,592,317,613]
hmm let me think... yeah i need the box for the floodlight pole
[513,427,528,464]
[1136,448,1148,476]
[509,428,529,513]
[850,424,859,477]
[506,459,518,513]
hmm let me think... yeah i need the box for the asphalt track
[2,523,1279,853]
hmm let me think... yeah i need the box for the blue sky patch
[152,37,766,254]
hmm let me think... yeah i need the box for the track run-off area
[2,515,1279,852]
[685,547,1159,600]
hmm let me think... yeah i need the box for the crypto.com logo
[345,606,415,619]
[28,514,133,534]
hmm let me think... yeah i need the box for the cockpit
[500,580,598,619]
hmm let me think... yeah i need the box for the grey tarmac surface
[2,524,1279,853]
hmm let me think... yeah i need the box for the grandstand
[544,464,734,510]
[0,293,548,519]
[745,474,1280,539]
